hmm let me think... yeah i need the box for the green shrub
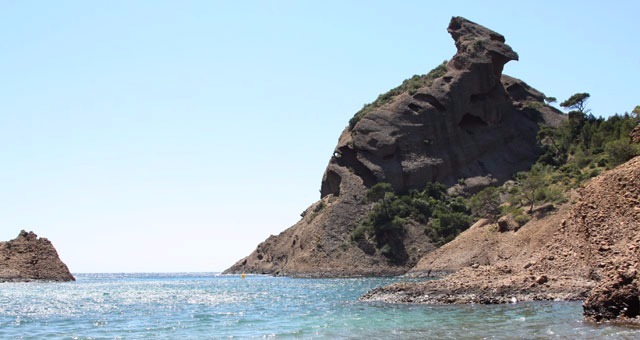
[304,201,327,222]
[379,244,392,256]
[448,197,469,214]
[514,214,530,226]
[313,201,326,213]
[605,139,639,166]
[547,185,566,203]
[353,180,473,249]
[391,216,406,230]
[351,223,372,242]
[410,197,432,223]
[426,211,472,246]
[500,204,523,217]
[559,163,581,177]
[572,147,591,168]
[596,157,608,167]
[467,186,500,220]
[524,100,545,110]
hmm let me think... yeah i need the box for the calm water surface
[0,273,638,339]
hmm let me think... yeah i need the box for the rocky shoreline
[361,268,592,305]
[361,283,589,305]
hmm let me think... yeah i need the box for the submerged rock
[0,230,75,282]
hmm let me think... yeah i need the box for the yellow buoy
[241,273,246,279]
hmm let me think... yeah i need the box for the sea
[1,273,639,339]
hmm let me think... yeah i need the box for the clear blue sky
[1,1,638,273]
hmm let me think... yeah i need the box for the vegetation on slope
[351,94,639,262]
[351,182,472,246]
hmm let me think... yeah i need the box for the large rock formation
[321,17,563,197]
[224,17,563,277]
[0,230,75,282]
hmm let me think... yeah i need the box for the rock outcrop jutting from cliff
[0,230,75,282]
[224,17,563,277]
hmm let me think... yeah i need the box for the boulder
[497,215,519,232]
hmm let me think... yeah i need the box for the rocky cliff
[0,230,75,282]
[224,17,563,277]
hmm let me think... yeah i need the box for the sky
[1,1,638,273]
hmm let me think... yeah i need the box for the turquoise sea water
[0,273,638,339]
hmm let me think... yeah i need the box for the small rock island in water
[0,230,75,282]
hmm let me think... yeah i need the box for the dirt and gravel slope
[362,156,640,314]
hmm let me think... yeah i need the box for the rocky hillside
[404,201,576,278]
[224,17,563,277]
[362,154,640,322]
[361,201,593,304]
[580,147,640,322]
[0,230,75,282]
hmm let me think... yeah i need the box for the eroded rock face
[225,17,562,277]
[0,230,75,282]
[321,16,562,197]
